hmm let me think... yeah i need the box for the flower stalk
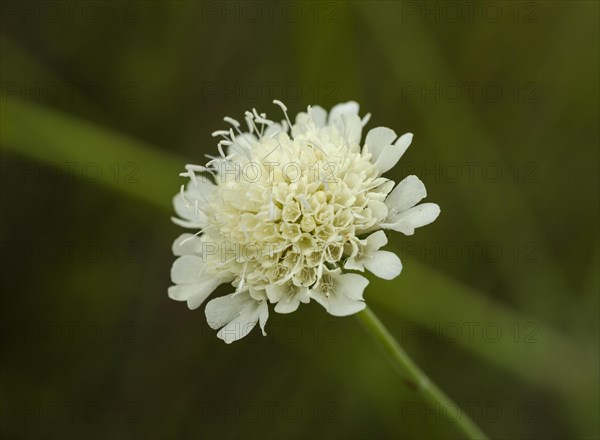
[356,306,488,440]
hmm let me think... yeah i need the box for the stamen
[320,171,330,191]
[245,111,260,135]
[341,114,348,141]
[273,99,293,133]
[211,130,231,138]
[179,229,204,246]
[298,195,311,211]
[361,113,371,127]
[223,116,244,136]
[269,200,276,221]
[223,116,240,127]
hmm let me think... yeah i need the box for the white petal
[385,203,441,235]
[326,273,369,317]
[257,301,269,335]
[373,147,399,175]
[173,194,196,224]
[365,127,397,160]
[336,273,369,301]
[344,113,363,146]
[365,230,388,251]
[344,256,365,272]
[373,133,413,174]
[172,233,201,256]
[386,175,427,215]
[171,255,204,283]
[205,293,244,330]
[363,251,402,280]
[376,180,396,196]
[328,101,360,126]
[267,284,308,314]
[187,179,215,199]
[368,200,388,220]
[263,122,284,138]
[231,133,258,152]
[274,296,300,314]
[327,294,366,317]
[205,293,269,343]
[173,180,214,226]
[217,312,258,344]
[249,288,268,301]
[309,287,329,311]
[171,216,201,229]
[308,105,327,127]
[265,284,286,303]
[168,278,222,309]
[395,132,413,157]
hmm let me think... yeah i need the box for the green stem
[356,306,488,440]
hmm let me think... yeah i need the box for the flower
[169,100,440,343]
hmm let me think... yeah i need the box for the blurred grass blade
[354,2,572,322]
[1,98,183,211]
[2,100,597,428]
[368,262,597,398]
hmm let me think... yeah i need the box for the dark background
[1,1,598,439]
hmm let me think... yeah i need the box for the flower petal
[328,101,360,126]
[205,293,269,343]
[344,256,365,272]
[274,296,300,314]
[363,251,402,280]
[368,200,388,221]
[372,133,413,175]
[327,294,366,317]
[171,255,204,284]
[263,122,284,138]
[344,113,363,146]
[265,284,286,303]
[173,180,215,227]
[309,105,327,128]
[257,300,269,335]
[386,175,427,215]
[204,293,244,330]
[384,203,441,235]
[365,127,397,160]
[267,284,309,314]
[374,149,400,175]
[336,273,369,301]
[171,233,201,256]
[395,132,413,157]
[168,278,222,310]
[217,313,258,344]
[365,230,388,251]
[310,272,369,317]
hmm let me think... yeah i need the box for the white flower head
[169,100,440,343]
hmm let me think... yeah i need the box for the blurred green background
[1,1,598,439]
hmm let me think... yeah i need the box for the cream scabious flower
[169,100,440,343]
